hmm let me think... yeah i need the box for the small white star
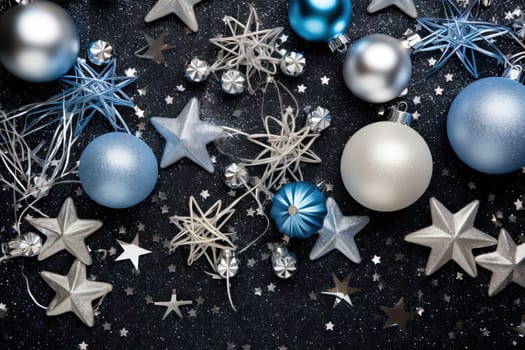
[176,84,186,92]
[125,68,137,77]
[428,57,437,66]
[279,34,289,43]
[254,287,262,296]
[200,190,210,200]
[134,106,145,118]
[79,341,88,350]
[325,321,335,331]
[165,95,174,104]
[267,283,276,292]
[413,96,421,105]
[297,84,307,93]
[246,208,255,217]
[456,272,463,280]
[514,198,523,210]
[137,88,147,96]
[372,255,381,265]
[412,111,420,120]
[445,73,454,82]
[120,328,129,337]
[434,86,444,95]
[320,75,330,85]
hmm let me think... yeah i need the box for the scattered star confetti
[154,289,193,320]
[380,297,417,332]
[115,233,152,271]
[135,31,175,64]
[322,273,361,308]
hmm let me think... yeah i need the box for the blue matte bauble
[271,182,327,239]
[288,0,353,42]
[79,133,158,209]
[447,77,525,174]
[0,0,80,82]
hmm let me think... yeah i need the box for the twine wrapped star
[414,0,512,77]
[210,5,284,94]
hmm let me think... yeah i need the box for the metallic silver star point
[475,229,525,296]
[309,197,369,263]
[40,260,112,327]
[26,197,102,265]
[151,98,224,173]
[367,0,418,18]
[145,0,201,32]
[404,198,497,277]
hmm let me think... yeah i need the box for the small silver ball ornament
[220,69,246,95]
[88,40,113,66]
[280,51,306,77]
[223,163,249,189]
[0,0,80,82]
[216,249,240,279]
[184,57,211,83]
[342,34,412,103]
[271,246,298,279]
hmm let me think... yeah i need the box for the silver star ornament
[404,198,497,277]
[367,0,418,18]
[145,0,201,32]
[151,98,224,173]
[40,260,112,327]
[26,197,102,265]
[309,197,369,263]
[475,229,525,296]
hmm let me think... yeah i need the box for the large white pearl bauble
[342,34,412,103]
[340,121,433,212]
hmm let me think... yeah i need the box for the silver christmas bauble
[0,0,80,82]
[342,34,412,103]
[340,121,432,212]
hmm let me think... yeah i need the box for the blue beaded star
[414,0,511,77]
[61,58,136,135]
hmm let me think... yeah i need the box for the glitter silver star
[145,0,201,32]
[151,98,223,173]
[26,197,102,265]
[309,197,369,263]
[405,198,497,277]
[40,260,112,327]
[475,229,525,296]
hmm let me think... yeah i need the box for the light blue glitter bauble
[79,133,158,209]
[288,0,352,42]
[271,182,327,239]
[0,1,79,82]
[447,77,525,174]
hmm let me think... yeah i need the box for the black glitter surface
[1,0,525,349]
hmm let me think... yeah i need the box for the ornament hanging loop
[388,102,413,126]
[329,34,350,53]
[400,29,422,52]
[502,65,523,83]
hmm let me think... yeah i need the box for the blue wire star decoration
[414,0,512,77]
[61,58,136,135]
[15,58,136,137]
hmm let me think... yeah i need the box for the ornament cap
[502,65,524,82]
[388,102,413,125]
[328,33,350,53]
[400,29,422,52]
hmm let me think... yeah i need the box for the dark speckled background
[1,0,525,349]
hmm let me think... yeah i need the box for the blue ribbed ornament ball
[447,77,525,174]
[288,0,352,42]
[271,182,327,239]
[79,133,158,209]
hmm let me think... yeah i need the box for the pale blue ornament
[271,182,327,239]
[79,133,158,209]
[447,77,525,174]
[288,0,352,43]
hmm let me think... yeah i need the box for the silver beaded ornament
[280,51,306,77]
[223,163,249,189]
[88,40,113,66]
[216,249,240,278]
[271,246,298,279]
[184,57,211,83]
[220,69,246,95]
[305,106,332,132]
